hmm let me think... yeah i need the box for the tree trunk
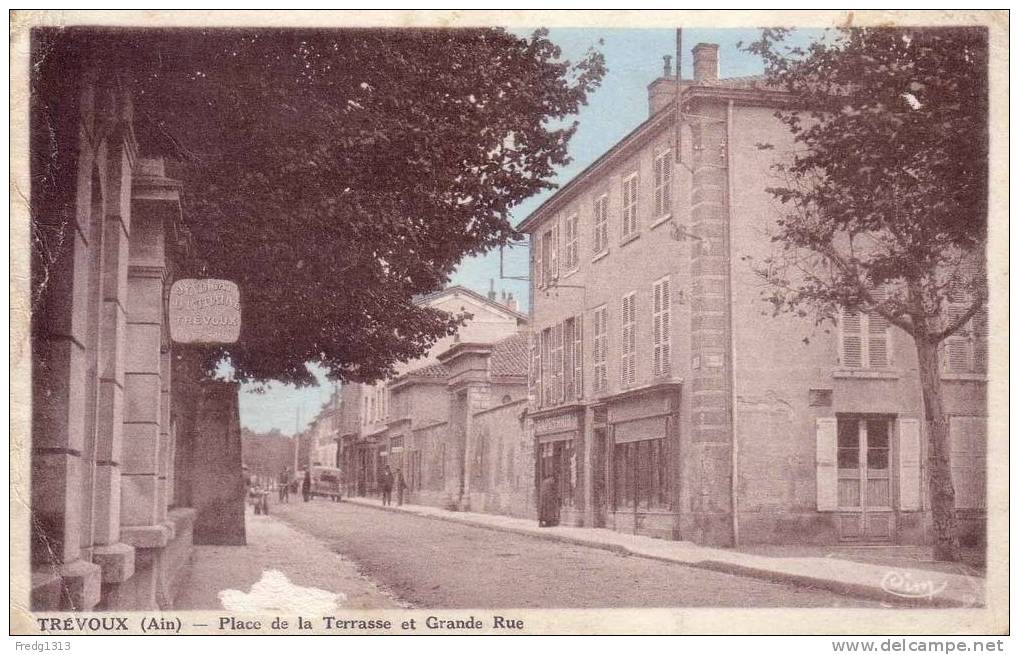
[914,335,961,562]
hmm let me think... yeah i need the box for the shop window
[613,437,669,510]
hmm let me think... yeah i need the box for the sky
[238,26,820,435]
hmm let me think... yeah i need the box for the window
[613,438,669,510]
[836,417,891,509]
[541,221,560,287]
[573,315,583,400]
[564,213,579,271]
[593,194,609,254]
[621,292,637,386]
[593,306,608,392]
[621,173,639,239]
[840,305,890,368]
[949,416,987,509]
[563,318,575,400]
[653,150,673,218]
[552,323,565,402]
[652,276,672,377]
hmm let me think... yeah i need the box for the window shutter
[816,418,838,511]
[551,220,560,281]
[972,307,988,373]
[661,278,671,375]
[944,306,970,373]
[949,416,986,510]
[533,233,543,289]
[662,152,672,212]
[841,310,863,368]
[868,312,890,367]
[653,156,663,217]
[574,315,583,399]
[898,418,921,511]
[529,332,540,405]
[652,282,662,375]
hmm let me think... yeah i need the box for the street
[266,499,882,609]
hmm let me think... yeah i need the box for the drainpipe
[726,99,740,548]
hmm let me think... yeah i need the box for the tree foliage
[31,27,604,384]
[744,27,987,332]
[743,27,989,561]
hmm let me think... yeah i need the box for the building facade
[518,44,988,546]
[29,49,245,611]
[337,286,530,513]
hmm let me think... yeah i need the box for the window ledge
[562,266,579,280]
[650,214,672,230]
[619,232,640,248]
[591,249,609,263]
[941,373,987,382]
[832,369,901,380]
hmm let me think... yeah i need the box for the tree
[31,27,604,385]
[743,27,988,561]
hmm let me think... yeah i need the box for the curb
[341,498,973,608]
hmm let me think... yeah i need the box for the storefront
[601,383,682,539]
[531,406,585,526]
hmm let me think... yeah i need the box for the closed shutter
[529,332,541,406]
[551,220,560,281]
[653,277,672,376]
[816,418,838,511]
[533,233,543,289]
[653,282,662,375]
[841,309,863,368]
[868,290,890,367]
[944,306,970,373]
[593,307,607,392]
[661,151,672,213]
[621,293,636,386]
[972,308,988,373]
[949,416,987,509]
[574,315,583,399]
[898,418,921,511]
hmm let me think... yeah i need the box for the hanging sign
[169,278,241,344]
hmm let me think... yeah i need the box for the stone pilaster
[686,100,734,545]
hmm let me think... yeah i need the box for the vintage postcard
[9,9,1009,639]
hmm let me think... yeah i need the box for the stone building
[29,40,245,610]
[337,285,529,509]
[517,44,987,546]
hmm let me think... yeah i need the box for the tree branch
[931,290,987,343]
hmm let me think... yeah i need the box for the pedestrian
[538,474,560,528]
[302,468,312,502]
[394,467,408,506]
[379,465,393,506]
[278,467,290,503]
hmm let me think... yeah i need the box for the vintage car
[307,465,343,501]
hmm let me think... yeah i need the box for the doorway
[836,415,894,541]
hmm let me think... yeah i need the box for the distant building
[241,429,296,484]
[517,44,987,546]
[337,285,528,505]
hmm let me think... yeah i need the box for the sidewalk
[344,496,984,608]
[173,508,405,611]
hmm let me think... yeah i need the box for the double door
[836,416,894,541]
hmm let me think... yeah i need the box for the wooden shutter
[533,233,543,289]
[661,278,671,375]
[574,315,583,399]
[949,416,987,509]
[944,306,970,373]
[563,319,575,401]
[530,332,541,406]
[653,282,662,375]
[551,220,560,281]
[653,155,663,217]
[841,309,863,368]
[898,418,922,511]
[972,307,988,373]
[661,151,672,213]
[816,418,838,511]
[868,312,890,367]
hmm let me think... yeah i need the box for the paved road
[272,500,882,609]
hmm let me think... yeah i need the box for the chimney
[505,292,519,313]
[488,279,496,301]
[692,43,719,83]
[647,54,678,116]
